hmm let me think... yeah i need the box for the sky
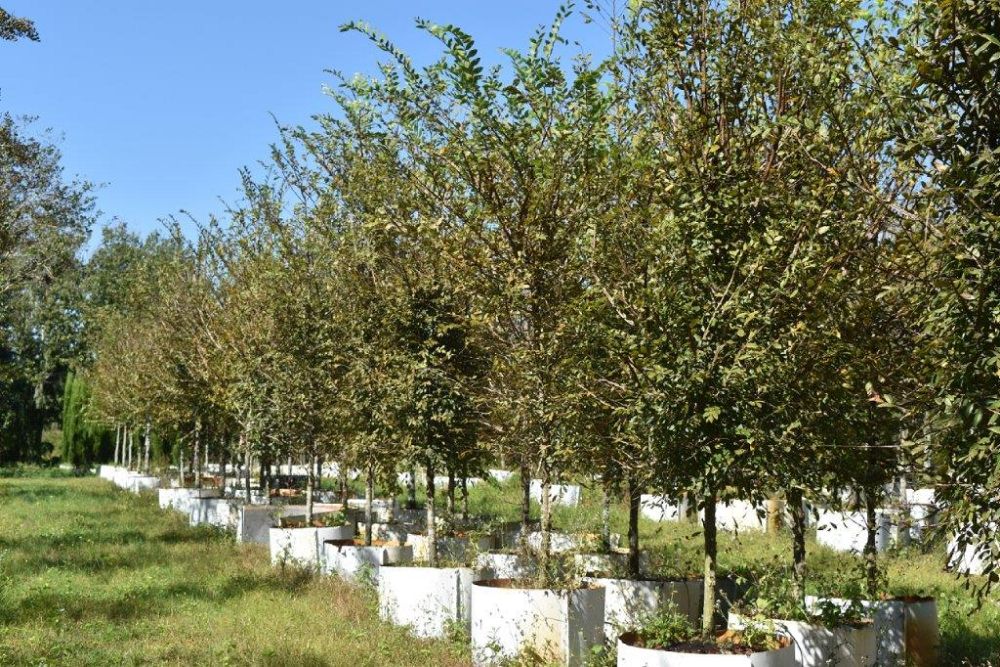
[0,1,613,250]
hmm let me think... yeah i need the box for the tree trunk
[193,421,202,489]
[143,421,151,474]
[766,494,782,536]
[179,444,185,487]
[520,458,531,534]
[601,470,613,551]
[305,453,316,526]
[364,463,374,546]
[627,476,641,579]
[113,424,121,466]
[701,494,718,637]
[460,475,469,519]
[339,462,349,505]
[243,448,252,503]
[864,488,880,598]
[124,424,131,470]
[220,452,227,498]
[789,487,807,606]
[406,465,417,509]
[540,463,553,572]
[426,461,438,566]
[446,466,456,516]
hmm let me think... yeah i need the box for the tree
[0,7,38,42]
[342,8,614,568]
[616,0,901,632]
[892,0,1000,592]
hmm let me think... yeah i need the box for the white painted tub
[586,577,704,642]
[322,541,413,581]
[268,525,355,567]
[616,633,795,666]
[377,565,482,638]
[470,579,605,667]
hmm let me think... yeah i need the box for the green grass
[0,474,471,666]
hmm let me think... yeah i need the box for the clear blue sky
[0,1,612,249]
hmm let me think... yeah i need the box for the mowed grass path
[0,474,470,667]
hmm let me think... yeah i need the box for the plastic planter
[323,540,413,581]
[586,577,703,642]
[815,510,894,554]
[529,480,582,508]
[732,614,876,667]
[377,565,482,638]
[470,579,605,667]
[406,532,492,563]
[269,525,355,567]
[805,595,938,667]
[616,632,795,667]
[475,551,539,580]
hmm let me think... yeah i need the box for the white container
[157,487,220,515]
[377,565,481,638]
[269,525,355,567]
[640,495,683,522]
[476,552,539,580]
[98,465,116,480]
[526,531,598,554]
[731,614,876,667]
[905,488,937,540]
[815,510,894,554]
[529,480,581,507]
[367,522,410,543]
[713,500,767,532]
[128,475,160,493]
[489,469,515,483]
[587,577,703,642]
[407,532,492,562]
[810,596,939,667]
[470,579,605,667]
[323,541,413,581]
[189,498,235,529]
[616,633,795,666]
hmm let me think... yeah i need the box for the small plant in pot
[618,606,794,666]
[731,570,876,667]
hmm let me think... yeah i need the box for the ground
[2,469,999,665]
[0,471,470,666]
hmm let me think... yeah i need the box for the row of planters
[262,483,939,667]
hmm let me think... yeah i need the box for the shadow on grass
[0,564,317,627]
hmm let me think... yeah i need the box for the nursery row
[98,461,982,666]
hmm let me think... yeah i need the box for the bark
[520,458,532,533]
[406,465,417,509]
[193,421,202,489]
[339,462,349,505]
[601,470,613,551]
[540,463,553,572]
[124,424,131,470]
[143,421,151,474]
[179,444,185,487]
[460,475,469,519]
[243,448,252,503]
[627,476,641,579]
[766,494,782,536]
[864,488,880,598]
[220,452,227,497]
[426,462,438,567]
[305,453,316,526]
[446,466,456,516]
[364,463,374,546]
[113,424,120,466]
[789,487,807,606]
[701,494,718,637]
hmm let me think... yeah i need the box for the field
[0,471,469,667]
[2,469,998,665]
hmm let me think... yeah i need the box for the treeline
[5,0,1000,616]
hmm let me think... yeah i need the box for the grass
[0,472,471,667]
